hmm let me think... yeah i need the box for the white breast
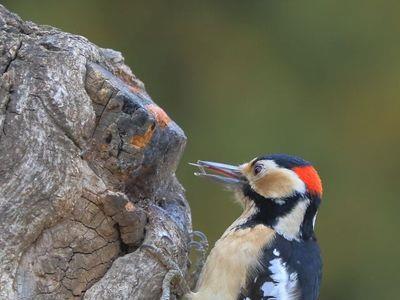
[188,225,275,300]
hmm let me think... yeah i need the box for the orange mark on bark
[125,201,136,212]
[99,144,109,152]
[116,67,137,87]
[130,124,155,149]
[116,67,148,97]
[146,104,171,128]
[129,85,142,94]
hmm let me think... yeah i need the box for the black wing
[238,235,322,300]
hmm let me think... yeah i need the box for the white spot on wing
[262,281,276,296]
[273,249,280,256]
[261,258,299,300]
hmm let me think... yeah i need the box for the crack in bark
[2,40,22,76]
[91,87,115,139]
[36,94,83,150]
[1,74,14,138]
[117,129,125,158]
[26,220,121,298]
[1,5,191,299]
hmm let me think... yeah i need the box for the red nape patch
[293,166,323,196]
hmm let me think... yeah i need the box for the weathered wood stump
[0,5,191,299]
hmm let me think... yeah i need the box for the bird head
[191,154,323,241]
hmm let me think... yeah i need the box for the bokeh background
[3,1,399,299]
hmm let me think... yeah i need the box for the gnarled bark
[0,5,191,299]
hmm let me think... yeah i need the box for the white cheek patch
[261,258,299,300]
[274,199,310,241]
[250,164,307,200]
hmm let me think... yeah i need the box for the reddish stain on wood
[129,85,142,94]
[125,201,136,212]
[130,124,155,149]
[146,104,171,128]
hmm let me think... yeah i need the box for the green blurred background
[3,1,399,298]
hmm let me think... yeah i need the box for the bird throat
[235,185,316,241]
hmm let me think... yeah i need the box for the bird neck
[236,185,319,241]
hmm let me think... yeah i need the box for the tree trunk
[0,5,191,299]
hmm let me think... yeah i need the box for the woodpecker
[188,154,323,300]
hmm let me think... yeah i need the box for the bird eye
[254,165,262,175]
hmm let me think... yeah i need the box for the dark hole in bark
[104,132,112,144]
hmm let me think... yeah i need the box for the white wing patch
[261,258,299,300]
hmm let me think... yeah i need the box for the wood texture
[0,5,191,299]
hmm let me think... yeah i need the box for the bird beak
[189,160,247,188]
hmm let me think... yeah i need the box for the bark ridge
[0,5,191,299]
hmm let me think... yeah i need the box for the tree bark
[0,5,191,299]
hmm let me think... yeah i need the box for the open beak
[190,160,247,188]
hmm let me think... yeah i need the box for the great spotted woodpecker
[188,154,323,300]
